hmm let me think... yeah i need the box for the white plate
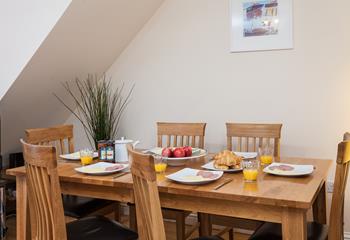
[74,162,129,175]
[202,161,243,173]
[146,148,207,166]
[263,163,314,176]
[166,168,223,185]
[234,152,257,159]
[60,151,99,160]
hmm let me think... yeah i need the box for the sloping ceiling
[0,0,164,162]
[0,0,71,99]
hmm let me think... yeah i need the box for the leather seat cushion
[249,222,328,240]
[67,215,138,240]
[62,195,113,218]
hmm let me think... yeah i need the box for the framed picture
[230,0,293,52]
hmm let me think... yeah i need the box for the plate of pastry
[202,150,243,172]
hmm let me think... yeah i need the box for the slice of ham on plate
[75,162,129,175]
[166,168,223,185]
[268,164,295,171]
[105,164,124,171]
[263,163,314,177]
[196,170,220,179]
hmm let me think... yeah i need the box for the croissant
[214,163,229,170]
[213,150,242,169]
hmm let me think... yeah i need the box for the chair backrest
[128,147,166,240]
[328,135,350,240]
[226,123,282,157]
[25,125,74,156]
[21,139,67,240]
[157,122,206,148]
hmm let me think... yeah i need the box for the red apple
[183,146,192,157]
[161,147,173,157]
[173,147,186,158]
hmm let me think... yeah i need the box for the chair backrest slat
[21,139,67,240]
[26,125,75,158]
[157,122,206,148]
[128,147,166,240]
[226,123,282,157]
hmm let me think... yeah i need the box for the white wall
[0,0,164,161]
[109,0,350,156]
[0,0,71,99]
[91,0,350,231]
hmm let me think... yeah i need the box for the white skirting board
[345,232,350,239]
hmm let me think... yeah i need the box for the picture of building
[243,0,279,37]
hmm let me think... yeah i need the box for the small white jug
[114,137,140,163]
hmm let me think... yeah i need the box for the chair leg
[114,202,121,221]
[198,213,212,236]
[176,212,186,240]
[129,204,137,231]
[229,228,234,240]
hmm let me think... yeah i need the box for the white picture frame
[230,0,293,52]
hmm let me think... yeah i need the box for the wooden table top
[7,156,332,209]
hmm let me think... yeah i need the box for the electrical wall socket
[326,181,334,193]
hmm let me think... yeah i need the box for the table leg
[312,182,327,224]
[198,213,212,236]
[16,176,30,240]
[128,204,137,231]
[282,208,307,240]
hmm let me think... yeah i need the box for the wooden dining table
[7,155,332,240]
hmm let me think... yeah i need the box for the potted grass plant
[54,74,134,149]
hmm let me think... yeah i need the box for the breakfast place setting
[62,139,316,187]
[6,122,338,240]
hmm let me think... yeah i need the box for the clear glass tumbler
[242,158,259,182]
[259,145,274,165]
[80,148,94,166]
[153,155,167,174]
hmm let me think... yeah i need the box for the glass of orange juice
[80,149,94,166]
[259,146,274,165]
[242,158,259,182]
[153,155,167,174]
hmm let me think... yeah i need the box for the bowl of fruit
[148,146,207,166]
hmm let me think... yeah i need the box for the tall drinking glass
[80,149,94,166]
[242,158,259,182]
[259,145,274,165]
[153,155,167,174]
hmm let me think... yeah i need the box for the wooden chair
[128,147,222,240]
[25,124,74,158]
[158,122,206,239]
[21,139,138,240]
[25,124,119,220]
[129,122,207,240]
[207,123,282,240]
[157,122,206,148]
[249,135,350,240]
[226,123,282,156]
